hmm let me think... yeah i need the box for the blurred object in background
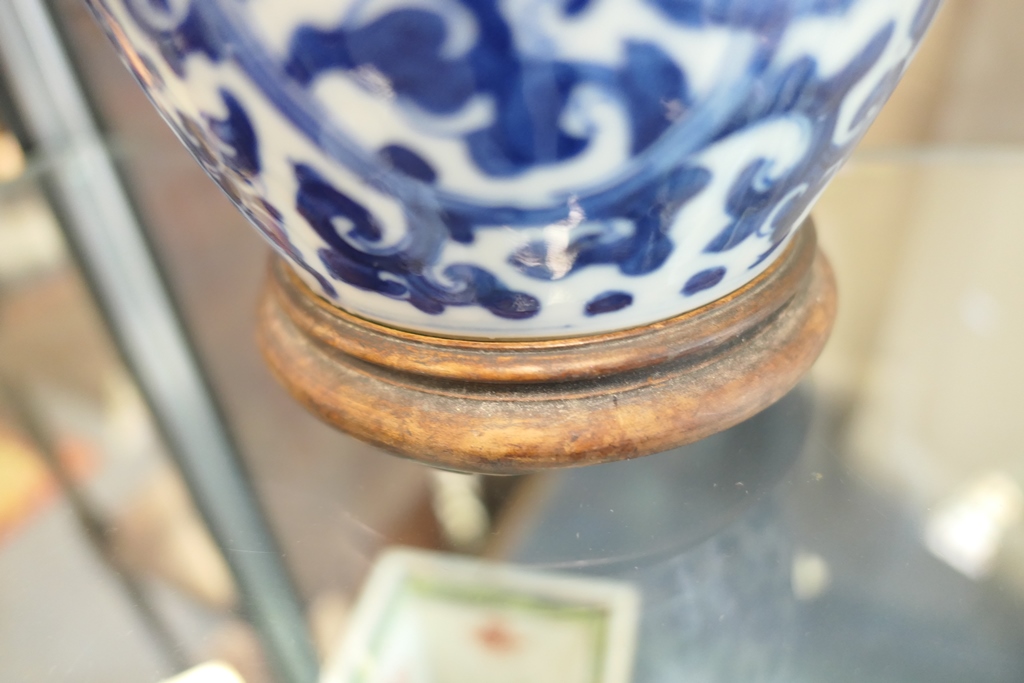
[162,662,247,683]
[0,131,65,286]
[0,425,95,541]
[110,465,238,610]
[925,472,1024,580]
[0,129,25,181]
[430,471,491,553]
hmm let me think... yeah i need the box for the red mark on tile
[475,618,520,653]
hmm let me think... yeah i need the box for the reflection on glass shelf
[815,155,1024,610]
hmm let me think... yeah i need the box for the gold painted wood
[257,221,836,474]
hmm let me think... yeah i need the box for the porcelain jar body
[89,0,939,338]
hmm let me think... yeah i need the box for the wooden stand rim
[257,222,836,474]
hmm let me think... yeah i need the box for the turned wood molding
[258,221,836,474]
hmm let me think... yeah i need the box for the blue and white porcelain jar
[88,0,939,338]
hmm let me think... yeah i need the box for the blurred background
[2,1,1024,681]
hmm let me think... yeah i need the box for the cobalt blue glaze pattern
[88,0,939,338]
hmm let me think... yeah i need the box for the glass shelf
[2,0,1023,681]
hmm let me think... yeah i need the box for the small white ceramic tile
[322,548,639,683]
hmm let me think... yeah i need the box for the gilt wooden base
[257,221,836,474]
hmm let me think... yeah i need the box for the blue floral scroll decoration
[104,0,941,320]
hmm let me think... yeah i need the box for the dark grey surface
[511,390,1024,683]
